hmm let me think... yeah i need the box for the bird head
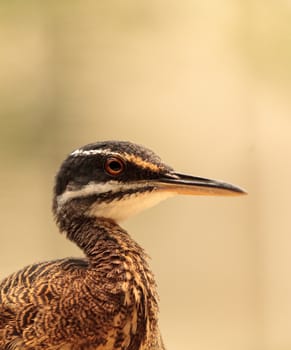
[53,141,245,225]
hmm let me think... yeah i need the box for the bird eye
[104,157,125,176]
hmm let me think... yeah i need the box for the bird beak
[154,172,246,196]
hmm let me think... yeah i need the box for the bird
[0,140,245,350]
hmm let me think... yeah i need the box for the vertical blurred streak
[236,0,291,348]
[235,2,266,348]
[34,3,74,258]
[38,3,68,159]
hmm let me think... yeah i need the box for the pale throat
[56,180,175,222]
[88,190,175,222]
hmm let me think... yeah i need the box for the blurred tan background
[0,1,291,349]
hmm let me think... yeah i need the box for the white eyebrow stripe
[70,149,161,172]
[70,149,119,157]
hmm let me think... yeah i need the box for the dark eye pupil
[109,161,121,171]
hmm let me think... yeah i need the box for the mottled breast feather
[0,221,164,350]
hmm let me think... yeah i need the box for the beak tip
[219,183,247,196]
[233,188,248,196]
[157,172,247,197]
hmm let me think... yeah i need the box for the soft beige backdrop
[1,1,291,350]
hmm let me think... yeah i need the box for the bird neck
[55,205,164,349]
[55,204,143,263]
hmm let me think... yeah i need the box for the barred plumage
[0,219,163,350]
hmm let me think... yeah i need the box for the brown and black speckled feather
[0,217,165,350]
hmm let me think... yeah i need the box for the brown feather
[0,217,165,349]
